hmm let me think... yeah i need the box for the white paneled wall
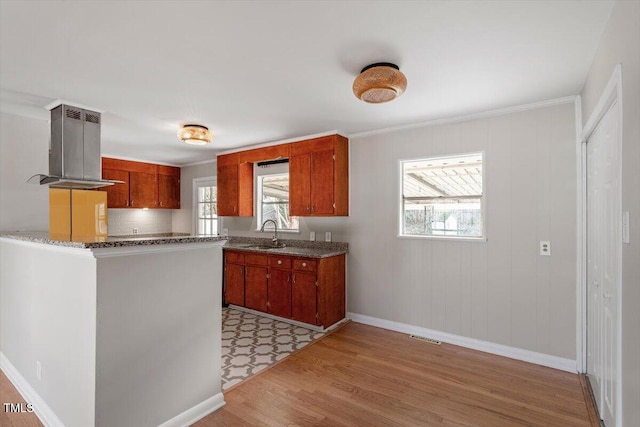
[108,209,173,236]
[345,102,577,359]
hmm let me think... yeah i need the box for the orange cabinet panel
[217,163,239,215]
[158,174,180,208]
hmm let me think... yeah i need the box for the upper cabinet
[216,134,348,217]
[101,158,180,209]
[290,135,349,216]
[217,153,253,216]
[157,165,180,209]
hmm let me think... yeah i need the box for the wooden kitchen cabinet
[289,134,349,216]
[101,169,130,208]
[101,157,180,209]
[244,253,268,312]
[223,249,346,328]
[224,251,245,306]
[158,165,180,209]
[216,153,253,216]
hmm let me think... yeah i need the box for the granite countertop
[0,231,226,249]
[223,237,348,259]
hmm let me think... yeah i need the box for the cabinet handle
[277,260,282,265]
[302,262,307,267]
[306,206,310,212]
[292,274,295,283]
[159,201,163,207]
[131,200,134,207]
[125,200,129,207]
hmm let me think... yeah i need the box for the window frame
[397,151,487,242]
[192,176,222,236]
[255,170,299,233]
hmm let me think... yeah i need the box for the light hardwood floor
[1,322,596,426]
[197,322,596,427]
[0,371,42,427]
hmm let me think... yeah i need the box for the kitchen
[1,1,639,427]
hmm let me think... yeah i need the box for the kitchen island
[0,232,226,427]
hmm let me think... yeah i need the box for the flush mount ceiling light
[177,124,212,145]
[352,62,407,104]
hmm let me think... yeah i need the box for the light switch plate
[325,231,332,242]
[540,241,551,256]
[309,231,316,241]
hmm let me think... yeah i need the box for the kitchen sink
[247,244,286,250]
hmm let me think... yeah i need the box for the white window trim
[255,171,300,234]
[397,151,487,242]
[193,176,222,236]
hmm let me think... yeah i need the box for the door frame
[577,64,623,426]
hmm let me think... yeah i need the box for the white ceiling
[0,0,613,166]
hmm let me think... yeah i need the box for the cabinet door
[268,268,292,318]
[225,262,244,306]
[130,171,158,208]
[310,150,334,214]
[217,164,238,215]
[289,153,311,216]
[292,272,317,325]
[158,174,180,209]
[101,169,129,208]
[245,266,268,312]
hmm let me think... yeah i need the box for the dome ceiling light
[352,62,407,104]
[177,124,212,145]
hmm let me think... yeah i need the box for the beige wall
[580,1,640,424]
[0,112,49,231]
[344,102,577,359]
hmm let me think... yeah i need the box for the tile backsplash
[108,209,173,236]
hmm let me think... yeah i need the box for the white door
[586,100,620,427]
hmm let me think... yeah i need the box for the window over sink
[256,163,299,232]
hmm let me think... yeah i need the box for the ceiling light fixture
[177,124,212,145]
[352,62,407,104]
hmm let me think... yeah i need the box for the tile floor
[221,307,326,390]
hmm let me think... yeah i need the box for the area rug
[221,307,325,390]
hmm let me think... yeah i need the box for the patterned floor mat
[221,307,326,390]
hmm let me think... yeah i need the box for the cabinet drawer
[226,251,245,264]
[293,258,317,273]
[269,255,292,269]
[245,253,268,266]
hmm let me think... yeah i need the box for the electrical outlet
[325,231,332,242]
[539,241,551,256]
[36,361,42,381]
[310,231,316,241]
[222,228,229,238]
[133,228,139,235]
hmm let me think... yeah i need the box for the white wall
[0,112,49,231]
[0,240,97,426]
[344,102,577,359]
[580,1,640,424]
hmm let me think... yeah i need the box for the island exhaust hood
[28,103,119,189]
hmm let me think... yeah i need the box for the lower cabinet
[223,250,346,328]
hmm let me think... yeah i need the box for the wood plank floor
[196,322,596,427]
[0,322,597,427]
[0,371,42,427]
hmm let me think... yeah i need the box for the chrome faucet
[260,219,279,247]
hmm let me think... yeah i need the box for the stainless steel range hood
[28,103,119,189]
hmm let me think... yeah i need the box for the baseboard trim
[346,312,577,373]
[158,393,225,427]
[0,352,65,427]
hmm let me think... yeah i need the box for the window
[193,177,219,235]
[257,172,299,231]
[401,153,483,238]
